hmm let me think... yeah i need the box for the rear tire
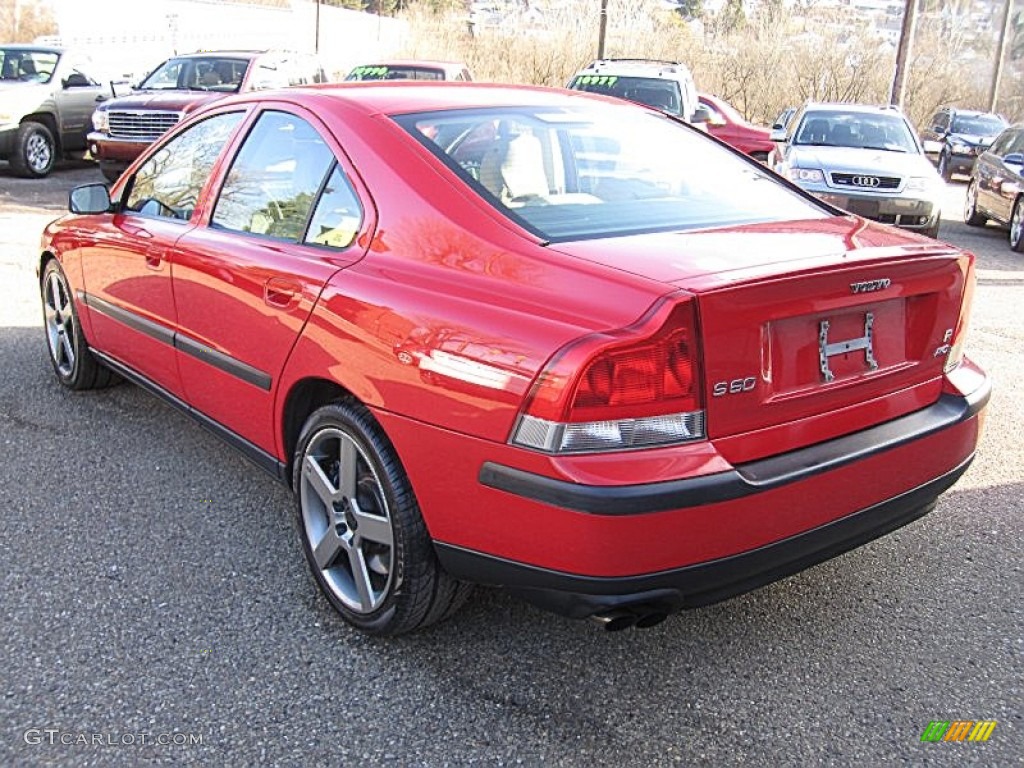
[10,121,56,178]
[293,400,472,635]
[40,259,118,390]
[963,180,988,227]
[1010,198,1024,253]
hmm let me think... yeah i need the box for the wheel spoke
[346,545,375,612]
[338,437,359,500]
[46,274,61,312]
[59,331,74,368]
[303,454,339,508]
[352,504,393,547]
[312,525,345,570]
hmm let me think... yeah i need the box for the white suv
[566,59,700,124]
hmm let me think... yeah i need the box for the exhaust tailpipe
[589,609,638,632]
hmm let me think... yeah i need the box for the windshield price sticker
[575,76,618,88]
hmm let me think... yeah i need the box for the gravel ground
[0,164,1021,767]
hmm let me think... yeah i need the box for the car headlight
[787,168,825,184]
[91,109,109,133]
[949,141,971,155]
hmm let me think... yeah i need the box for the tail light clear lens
[512,297,705,453]
[945,254,976,373]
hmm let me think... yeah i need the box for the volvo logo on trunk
[851,175,881,187]
[850,278,891,294]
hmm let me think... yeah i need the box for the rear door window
[211,110,339,242]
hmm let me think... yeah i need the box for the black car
[921,107,1007,181]
[964,123,1024,251]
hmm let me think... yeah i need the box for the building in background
[39,0,406,83]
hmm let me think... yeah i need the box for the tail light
[511,297,705,453]
[945,254,976,373]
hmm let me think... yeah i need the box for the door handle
[264,277,301,308]
[145,247,166,270]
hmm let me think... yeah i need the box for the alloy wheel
[26,132,53,174]
[43,271,76,377]
[299,427,395,614]
[1012,200,1024,251]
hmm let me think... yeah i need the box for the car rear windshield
[395,105,826,242]
[569,75,684,117]
[951,114,1007,135]
[139,56,250,92]
[793,110,918,153]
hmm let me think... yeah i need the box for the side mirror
[1004,152,1024,167]
[691,104,712,124]
[69,183,112,215]
[63,72,91,89]
[770,128,788,143]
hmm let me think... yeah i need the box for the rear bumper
[427,371,989,618]
[437,455,971,618]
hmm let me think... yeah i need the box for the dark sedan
[964,122,1024,251]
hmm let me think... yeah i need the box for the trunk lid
[551,218,972,463]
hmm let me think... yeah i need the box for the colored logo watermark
[921,720,997,742]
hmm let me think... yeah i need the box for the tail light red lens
[512,296,705,453]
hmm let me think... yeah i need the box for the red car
[40,83,988,635]
[699,93,775,162]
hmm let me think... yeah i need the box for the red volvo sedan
[39,84,989,634]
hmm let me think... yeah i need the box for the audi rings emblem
[851,175,881,187]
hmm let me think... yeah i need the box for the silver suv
[770,103,943,238]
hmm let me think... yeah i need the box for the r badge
[819,313,878,382]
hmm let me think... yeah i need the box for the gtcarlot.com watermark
[24,728,203,747]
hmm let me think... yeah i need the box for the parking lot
[0,162,1021,766]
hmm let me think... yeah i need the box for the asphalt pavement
[0,163,1021,767]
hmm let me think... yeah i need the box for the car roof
[799,102,908,118]
[354,59,467,69]
[172,50,267,60]
[232,82,633,116]
[574,58,692,78]
[1,43,65,53]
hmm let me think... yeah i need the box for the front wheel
[293,401,471,635]
[10,121,56,178]
[1010,198,1024,253]
[938,151,952,182]
[964,180,988,227]
[40,259,117,389]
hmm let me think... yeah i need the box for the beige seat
[478,132,549,204]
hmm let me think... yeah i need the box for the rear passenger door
[171,106,373,456]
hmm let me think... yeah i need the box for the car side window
[1005,130,1024,157]
[304,165,363,249]
[212,110,334,241]
[932,111,949,132]
[125,112,243,221]
[988,130,1013,157]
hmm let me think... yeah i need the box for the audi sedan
[771,103,945,238]
[39,84,988,634]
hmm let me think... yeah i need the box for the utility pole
[889,0,918,108]
[597,0,608,60]
[989,0,1015,113]
[315,0,321,55]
